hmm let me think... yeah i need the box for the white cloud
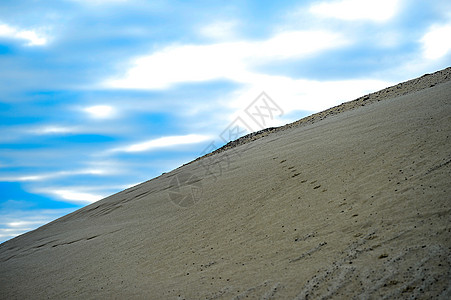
[6,175,48,182]
[309,0,400,22]
[0,169,111,183]
[102,27,395,119]
[30,125,80,135]
[421,23,451,60]
[0,23,47,46]
[46,189,105,204]
[113,134,211,153]
[84,105,116,119]
[7,220,45,228]
[23,123,129,137]
[33,187,106,205]
[0,208,74,242]
[104,29,348,89]
[200,21,238,41]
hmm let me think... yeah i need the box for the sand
[0,68,450,299]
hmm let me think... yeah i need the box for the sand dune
[1,68,450,299]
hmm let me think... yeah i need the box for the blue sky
[1,0,450,242]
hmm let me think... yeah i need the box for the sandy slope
[1,69,450,299]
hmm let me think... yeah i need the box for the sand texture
[1,68,450,299]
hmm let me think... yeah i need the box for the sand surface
[1,69,450,299]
